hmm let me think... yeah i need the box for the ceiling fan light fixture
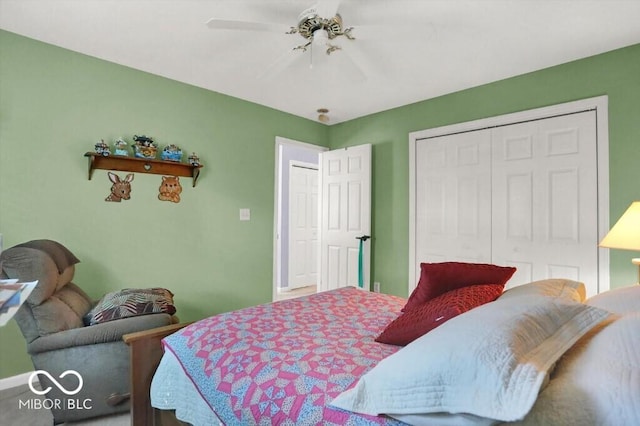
[313,29,329,46]
[317,108,330,123]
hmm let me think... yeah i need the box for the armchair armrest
[123,321,190,345]
[123,321,192,426]
[27,313,174,354]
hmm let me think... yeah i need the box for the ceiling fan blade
[339,49,368,83]
[206,18,287,33]
[352,23,436,41]
[317,0,341,18]
[257,48,306,80]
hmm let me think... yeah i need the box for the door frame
[273,136,328,302]
[408,95,610,294]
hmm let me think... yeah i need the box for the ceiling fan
[206,0,363,74]
[287,6,354,55]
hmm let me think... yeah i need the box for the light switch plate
[239,208,251,221]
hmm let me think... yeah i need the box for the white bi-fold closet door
[491,113,599,289]
[410,98,609,298]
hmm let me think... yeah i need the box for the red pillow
[403,262,516,312]
[376,283,504,346]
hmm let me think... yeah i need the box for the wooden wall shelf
[84,152,202,187]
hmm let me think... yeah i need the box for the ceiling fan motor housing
[297,7,344,40]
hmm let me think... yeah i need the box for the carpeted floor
[0,384,129,426]
[276,284,317,301]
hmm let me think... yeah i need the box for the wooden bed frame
[123,322,193,426]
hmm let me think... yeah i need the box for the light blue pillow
[330,296,610,422]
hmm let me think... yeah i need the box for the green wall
[328,43,640,298]
[1,28,639,378]
[0,30,329,377]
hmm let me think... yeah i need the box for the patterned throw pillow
[403,261,516,312]
[376,283,504,346]
[86,288,176,325]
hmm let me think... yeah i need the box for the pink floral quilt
[162,287,406,425]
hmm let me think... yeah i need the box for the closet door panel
[492,121,538,287]
[415,130,492,280]
[541,112,599,293]
[492,111,599,294]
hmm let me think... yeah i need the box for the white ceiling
[1,0,639,125]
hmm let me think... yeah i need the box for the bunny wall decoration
[105,172,134,202]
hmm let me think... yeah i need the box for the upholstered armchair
[0,240,176,424]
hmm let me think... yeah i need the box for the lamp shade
[599,201,640,250]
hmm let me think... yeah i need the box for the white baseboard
[0,371,35,391]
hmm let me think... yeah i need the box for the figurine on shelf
[133,135,155,146]
[133,134,157,159]
[113,137,128,156]
[188,152,200,167]
[161,144,183,162]
[94,139,110,156]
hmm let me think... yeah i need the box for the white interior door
[491,111,599,292]
[288,162,319,289]
[319,144,372,291]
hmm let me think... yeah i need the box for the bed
[151,286,407,425]
[147,266,640,426]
